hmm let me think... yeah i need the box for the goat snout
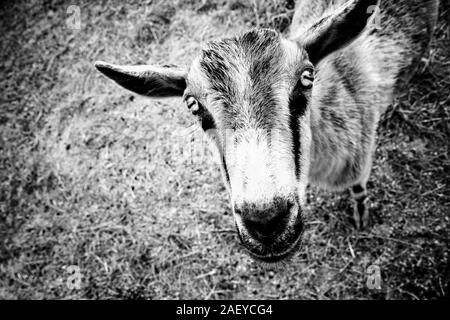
[235,199,295,245]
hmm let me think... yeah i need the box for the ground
[0,0,448,299]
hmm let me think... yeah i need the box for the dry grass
[0,0,448,299]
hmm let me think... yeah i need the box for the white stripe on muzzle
[224,128,297,207]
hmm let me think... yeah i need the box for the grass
[0,0,448,299]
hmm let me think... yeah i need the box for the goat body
[290,0,439,227]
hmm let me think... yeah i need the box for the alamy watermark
[54,265,83,290]
[65,4,151,34]
[367,5,382,30]
[65,4,384,32]
[366,264,382,290]
[66,5,81,30]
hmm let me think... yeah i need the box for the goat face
[95,0,377,262]
[185,30,312,262]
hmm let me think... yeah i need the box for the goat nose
[242,214,285,244]
[237,200,294,244]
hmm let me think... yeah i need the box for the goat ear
[94,61,187,97]
[301,0,379,65]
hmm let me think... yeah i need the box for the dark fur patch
[333,52,362,102]
[319,104,348,133]
[329,108,347,131]
[200,109,216,131]
[200,39,239,106]
[222,155,231,184]
[321,83,338,106]
[289,90,308,178]
[243,30,284,131]
[352,184,365,195]
[200,29,285,131]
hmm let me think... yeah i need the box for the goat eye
[186,96,201,115]
[300,68,314,89]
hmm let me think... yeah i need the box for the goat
[94,0,439,263]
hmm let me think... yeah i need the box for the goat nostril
[235,199,298,243]
[246,220,274,236]
[242,212,287,242]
